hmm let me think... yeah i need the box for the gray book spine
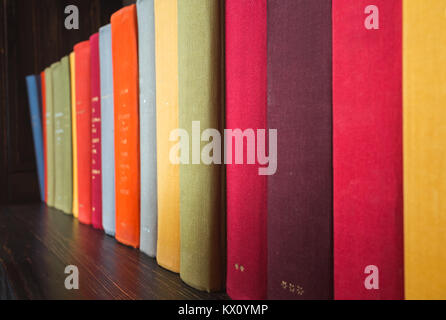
[99,24,116,237]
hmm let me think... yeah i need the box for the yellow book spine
[70,52,79,218]
[404,0,446,300]
[154,0,180,273]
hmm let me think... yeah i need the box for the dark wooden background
[0,0,133,205]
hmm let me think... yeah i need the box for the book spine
[178,0,225,292]
[137,0,158,258]
[25,75,45,202]
[225,0,267,300]
[111,5,141,248]
[52,58,73,215]
[333,0,403,300]
[70,52,79,219]
[267,0,333,299]
[74,41,92,225]
[154,0,180,272]
[45,67,55,207]
[99,24,116,237]
[61,56,73,214]
[40,71,48,204]
[52,62,63,211]
[90,33,103,230]
[404,0,446,299]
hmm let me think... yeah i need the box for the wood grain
[0,204,229,300]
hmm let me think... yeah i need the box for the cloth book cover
[44,67,55,207]
[267,0,333,300]
[52,57,73,214]
[90,33,103,230]
[74,41,92,225]
[404,0,446,300]
[225,0,267,300]
[333,0,404,300]
[137,0,158,258]
[25,75,45,202]
[154,0,180,272]
[111,5,141,248]
[70,52,79,219]
[99,24,116,237]
[40,71,48,203]
[178,0,225,292]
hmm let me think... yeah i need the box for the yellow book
[404,0,446,300]
[70,52,79,218]
[154,0,180,273]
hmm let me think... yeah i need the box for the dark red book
[333,0,404,299]
[40,71,47,204]
[74,40,92,225]
[226,0,267,300]
[267,0,333,300]
[90,33,103,230]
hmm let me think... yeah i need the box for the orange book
[111,4,140,248]
[74,41,92,225]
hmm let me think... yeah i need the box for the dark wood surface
[0,204,229,300]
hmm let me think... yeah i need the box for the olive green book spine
[45,67,55,207]
[178,0,225,292]
[52,57,73,214]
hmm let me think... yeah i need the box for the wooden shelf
[0,204,229,300]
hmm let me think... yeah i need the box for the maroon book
[90,33,103,230]
[267,0,333,300]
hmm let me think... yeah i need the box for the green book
[178,0,226,292]
[52,57,73,214]
[45,67,55,207]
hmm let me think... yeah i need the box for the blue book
[26,75,45,202]
[100,24,116,236]
[137,0,158,258]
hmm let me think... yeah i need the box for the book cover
[90,33,103,230]
[154,0,180,272]
[137,0,158,257]
[70,52,79,219]
[44,67,55,207]
[267,0,333,300]
[40,71,48,204]
[333,0,404,300]
[52,57,73,215]
[99,24,116,237]
[178,0,225,292]
[25,75,45,202]
[404,0,446,300]
[74,41,92,225]
[225,0,267,300]
[111,4,141,248]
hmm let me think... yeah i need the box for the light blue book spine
[26,75,45,202]
[137,0,158,258]
[99,24,116,237]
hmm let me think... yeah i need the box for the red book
[111,5,140,248]
[74,41,92,225]
[333,0,404,299]
[225,0,267,300]
[90,33,103,230]
[40,71,48,204]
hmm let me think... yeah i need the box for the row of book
[25,0,446,300]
